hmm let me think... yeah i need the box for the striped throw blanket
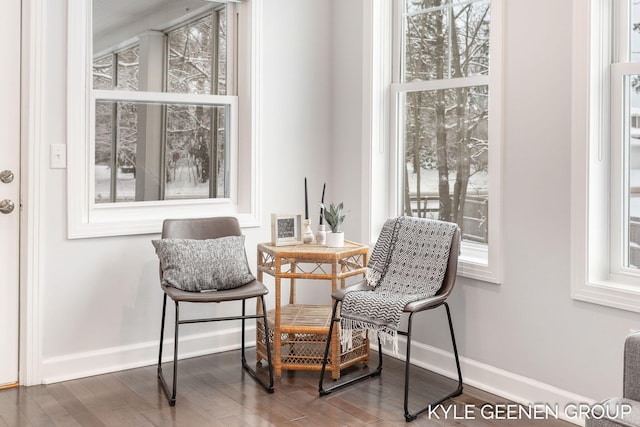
[340,217,458,354]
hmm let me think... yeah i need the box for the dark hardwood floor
[0,350,573,426]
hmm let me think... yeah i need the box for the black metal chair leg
[171,302,179,404]
[261,296,275,391]
[240,297,275,393]
[157,293,167,376]
[158,299,179,406]
[403,302,463,422]
[445,302,463,395]
[241,299,246,363]
[403,312,415,420]
[157,294,174,404]
[318,300,383,396]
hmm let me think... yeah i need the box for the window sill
[572,278,640,314]
[457,240,501,284]
[458,257,501,284]
[68,200,260,239]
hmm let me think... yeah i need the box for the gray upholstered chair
[155,217,274,405]
[318,220,462,422]
[587,333,640,427]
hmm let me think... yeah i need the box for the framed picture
[271,213,303,246]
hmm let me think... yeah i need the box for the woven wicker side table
[255,241,369,379]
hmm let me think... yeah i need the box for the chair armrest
[331,280,375,302]
[624,332,640,401]
[330,280,449,312]
[404,294,448,312]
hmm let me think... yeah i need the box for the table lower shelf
[256,304,369,379]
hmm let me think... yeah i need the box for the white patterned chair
[587,333,640,426]
[318,217,462,422]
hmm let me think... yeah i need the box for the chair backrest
[375,218,460,298]
[433,227,460,299]
[161,216,241,240]
[158,217,244,284]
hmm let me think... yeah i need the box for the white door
[0,0,22,387]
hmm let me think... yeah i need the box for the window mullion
[610,64,627,275]
[392,75,490,93]
[612,0,630,63]
[110,53,118,202]
[392,0,404,83]
[93,89,237,105]
[211,12,219,198]
[404,0,477,17]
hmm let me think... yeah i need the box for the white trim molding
[19,0,45,387]
[361,0,393,246]
[41,326,255,385]
[571,0,640,313]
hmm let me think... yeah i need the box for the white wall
[329,0,363,241]
[260,0,334,304]
[30,0,640,412]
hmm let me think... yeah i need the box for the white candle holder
[302,219,314,244]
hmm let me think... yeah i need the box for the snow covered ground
[405,164,488,196]
[94,164,212,202]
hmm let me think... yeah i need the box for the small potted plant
[320,202,346,247]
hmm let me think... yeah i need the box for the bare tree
[403,0,490,242]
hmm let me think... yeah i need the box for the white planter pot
[326,231,344,248]
[315,224,327,245]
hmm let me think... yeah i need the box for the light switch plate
[50,144,66,169]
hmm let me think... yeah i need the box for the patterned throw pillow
[152,236,255,292]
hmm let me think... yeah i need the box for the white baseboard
[385,337,593,426]
[41,326,253,385]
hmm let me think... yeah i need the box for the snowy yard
[94,164,212,202]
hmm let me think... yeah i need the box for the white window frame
[67,0,261,238]
[366,0,503,283]
[572,0,640,313]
